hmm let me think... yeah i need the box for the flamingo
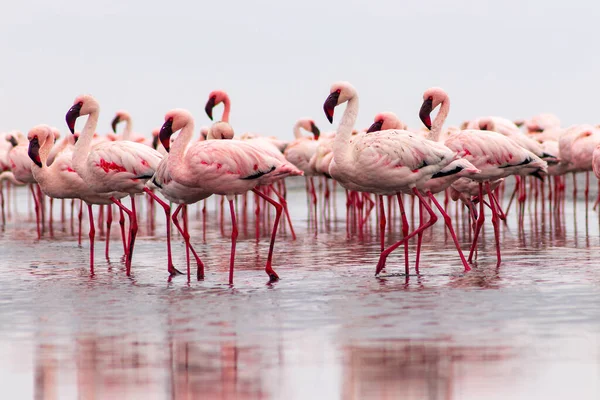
[284,118,321,222]
[110,110,150,145]
[27,125,127,272]
[145,121,235,279]
[1,132,20,224]
[525,113,561,133]
[158,109,301,284]
[419,87,547,267]
[65,94,163,275]
[323,81,466,275]
[204,90,298,239]
[7,131,47,238]
[476,117,557,217]
[367,111,480,271]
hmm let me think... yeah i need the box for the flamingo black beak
[367,120,383,133]
[310,122,321,139]
[159,118,174,152]
[28,137,42,168]
[111,115,121,133]
[205,96,217,121]
[323,91,340,124]
[7,136,18,147]
[419,98,433,130]
[66,102,83,134]
[151,133,159,150]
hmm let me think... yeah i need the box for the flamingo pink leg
[118,207,127,255]
[87,203,95,275]
[415,201,424,272]
[70,199,75,236]
[427,192,471,272]
[78,200,83,246]
[29,184,41,239]
[486,182,502,267]
[396,194,410,275]
[143,187,182,276]
[0,183,4,226]
[252,188,282,282]
[468,183,485,263]
[111,196,137,275]
[375,189,438,275]
[49,197,54,237]
[271,185,296,240]
[172,204,204,280]
[105,205,112,259]
[176,205,190,280]
[202,199,207,243]
[378,195,386,252]
[504,176,519,218]
[227,198,239,284]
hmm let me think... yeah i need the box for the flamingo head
[478,117,495,132]
[160,109,193,152]
[111,110,131,133]
[52,128,61,143]
[208,121,235,140]
[298,118,320,139]
[205,90,229,121]
[419,87,448,130]
[5,134,18,148]
[66,94,99,134]
[27,124,54,168]
[367,112,406,133]
[323,82,356,124]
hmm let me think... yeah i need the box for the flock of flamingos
[1,82,599,284]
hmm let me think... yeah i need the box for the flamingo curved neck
[429,98,450,142]
[39,134,56,168]
[333,96,358,167]
[222,97,231,123]
[73,110,99,176]
[293,121,303,139]
[122,118,132,141]
[169,119,195,177]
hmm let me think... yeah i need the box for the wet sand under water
[0,180,599,399]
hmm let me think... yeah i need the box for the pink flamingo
[7,131,47,238]
[419,87,547,266]
[1,132,20,224]
[323,82,466,275]
[367,111,479,271]
[65,94,163,275]
[205,90,298,239]
[143,122,235,279]
[27,125,127,273]
[158,109,301,284]
[110,110,150,145]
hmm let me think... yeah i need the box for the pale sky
[2,0,599,139]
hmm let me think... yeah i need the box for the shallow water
[1,179,599,399]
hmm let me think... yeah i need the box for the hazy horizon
[2,0,599,139]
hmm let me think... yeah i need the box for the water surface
[1,180,599,399]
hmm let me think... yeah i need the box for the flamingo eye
[378,119,384,124]
[78,102,83,106]
[335,89,341,94]
[168,117,174,123]
[428,96,433,101]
